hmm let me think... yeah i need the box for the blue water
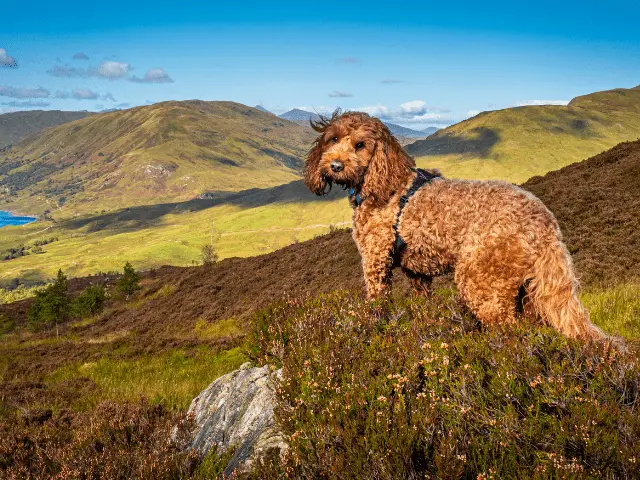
[0,211,37,228]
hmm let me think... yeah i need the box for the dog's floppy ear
[304,137,327,195]
[362,129,414,206]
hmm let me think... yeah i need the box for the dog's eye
[332,136,339,143]
[355,141,365,150]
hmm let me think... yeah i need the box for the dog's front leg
[354,232,395,300]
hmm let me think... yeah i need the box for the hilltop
[0,110,93,149]
[0,101,315,215]
[407,85,640,183]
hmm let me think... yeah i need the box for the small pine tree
[201,244,218,268]
[117,262,140,298]
[27,269,69,335]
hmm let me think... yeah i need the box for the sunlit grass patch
[47,347,246,411]
[582,283,640,339]
[0,284,47,304]
[194,317,245,340]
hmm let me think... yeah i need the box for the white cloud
[0,48,17,68]
[55,89,111,100]
[328,91,353,98]
[129,67,173,83]
[47,65,87,77]
[73,52,89,60]
[360,104,392,117]
[72,88,99,100]
[48,61,131,79]
[95,61,131,79]
[0,85,50,99]
[360,100,453,126]
[515,100,569,107]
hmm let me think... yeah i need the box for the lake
[0,211,37,228]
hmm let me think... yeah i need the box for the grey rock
[186,362,285,476]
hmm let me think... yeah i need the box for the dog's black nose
[330,160,344,172]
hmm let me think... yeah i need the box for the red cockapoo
[304,110,608,343]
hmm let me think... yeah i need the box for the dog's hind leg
[454,265,520,325]
[402,268,433,297]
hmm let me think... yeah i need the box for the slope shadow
[406,127,500,158]
[62,180,345,235]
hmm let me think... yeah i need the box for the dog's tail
[528,239,613,345]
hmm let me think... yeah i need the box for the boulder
[185,362,285,476]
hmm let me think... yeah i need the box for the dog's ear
[304,137,327,195]
[362,129,414,206]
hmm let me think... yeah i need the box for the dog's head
[304,110,415,206]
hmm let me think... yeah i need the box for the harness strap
[391,168,440,262]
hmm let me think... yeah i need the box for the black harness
[391,168,441,262]
[349,168,440,262]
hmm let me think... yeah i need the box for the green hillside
[0,181,351,282]
[0,101,315,216]
[406,85,640,183]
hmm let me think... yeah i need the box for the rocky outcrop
[186,362,285,476]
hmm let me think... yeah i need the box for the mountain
[0,101,316,216]
[421,127,439,135]
[0,110,93,149]
[384,122,430,138]
[406,85,640,183]
[254,105,273,114]
[278,109,322,127]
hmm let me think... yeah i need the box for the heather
[249,290,640,479]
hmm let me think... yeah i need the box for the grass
[47,346,247,411]
[0,192,351,282]
[194,317,245,340]
[0,284,47,303]
[581,283,640,339]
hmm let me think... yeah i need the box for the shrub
[27,269,69,334]
[72,284,107,317]
[0,401,197,479]
[249,291,640,479]
[200,244,218,267]
[117,262,140,298]
[0,314,15,334]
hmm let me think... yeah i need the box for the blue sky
[1,0,639,128]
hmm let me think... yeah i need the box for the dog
[304,110,607,343]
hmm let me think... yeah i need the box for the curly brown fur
[304,110,614,345]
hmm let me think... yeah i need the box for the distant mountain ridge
[0,110,93,149]
[277,109,439,138]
